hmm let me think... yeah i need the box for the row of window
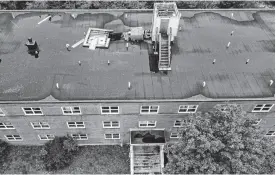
[0,104,273,116]
[4,130,275,142]
[0,121,119,129]
[0,105,196,115]
[3,133,120,141]
[0,118,267,130]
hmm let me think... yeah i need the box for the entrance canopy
[130,129,166,145]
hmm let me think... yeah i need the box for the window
[38,134,55,140]
[71,134,88,140]
[22,107,43,115]
[0,108,5,116]
[174,120,182,127]
[0,122,15,129]
[252,119,262,125]
[170,133,180,138]
[62,106,81,115]
[30,122,50,129]
[105,133,120,139]
[252,104,274,112]
[140,105,159,114]
[178,105,198,113]
[101,106,119,114]
[67,122,85,128]
[103,121,120,128]
[5,135,22,141]
[139,121,156,127]
[265,131,275,136]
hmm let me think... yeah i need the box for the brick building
[0,9,275,146]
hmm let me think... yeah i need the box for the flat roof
[0,10,274,101]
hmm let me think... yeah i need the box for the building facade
[0,95,274,145]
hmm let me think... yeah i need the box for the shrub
[42,136,79,171]
[0,139,10,173]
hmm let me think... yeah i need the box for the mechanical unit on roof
[81,2,180,73]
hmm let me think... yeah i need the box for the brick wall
[0,99,274,145]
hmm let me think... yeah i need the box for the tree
[217,1,257,8]
[42,135,79,171]
[164,104,275,174]
[25,0,49,9]
[0,1,16,10]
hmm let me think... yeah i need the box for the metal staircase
[158,34,171,71]
[151,2,180,72]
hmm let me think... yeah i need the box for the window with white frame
[22,107,43,115]
[71,134,88,140]
[252,119,262,125]
[170,133,180,138]
[0,122,15,129]
[103,121,120,128]
[0,108,5,116]
[252,104,274,112]
[67,122,85,128]
[174,120,182,127]
[30,122,50,129]
[140,105,159,114]
[139,121,156,127]
[38,134,55,140]
[5,135,22,141]
[178,105,198,113]
[265,131,275,136]
[104,133,120,139]
[62,106,81,115]
[101,106,119,114]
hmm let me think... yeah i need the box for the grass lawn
[1,145,130,174]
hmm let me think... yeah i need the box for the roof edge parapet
[0,8,274,13]
[0,94,274,104]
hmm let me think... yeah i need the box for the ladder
[158,34,171,71]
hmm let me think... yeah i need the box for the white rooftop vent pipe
[56,83,59,89]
